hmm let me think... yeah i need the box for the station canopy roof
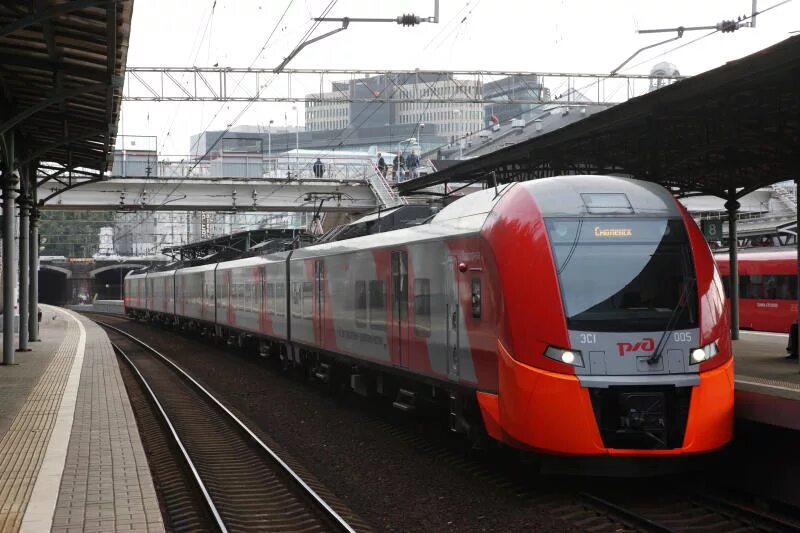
[0,1,133,175]
[400,35,800,199]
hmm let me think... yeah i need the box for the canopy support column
[725,190,740,341]
[1,131,17,365]
[29,197,39,342]
[17,187,29,352]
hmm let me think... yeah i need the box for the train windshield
[545,218,697,332]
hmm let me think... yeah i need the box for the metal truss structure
[123,67,682,105]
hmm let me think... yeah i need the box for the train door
[391,251,410,368]
[315,260,325,345]
[445,256,460,381]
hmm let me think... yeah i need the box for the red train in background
[126,175,734,459]
[715,249,797,333]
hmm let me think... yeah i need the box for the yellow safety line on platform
[0,306,82,533]
[20,309,85,533]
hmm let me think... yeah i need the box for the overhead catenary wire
[156,1,219,155]
[617,0,794,74]
[119,0,219,243]
[115,0,302,244]
[443,0,796,161]
[115,0,796,247]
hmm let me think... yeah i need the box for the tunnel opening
[39,268,70,305]
[93,268,127,300]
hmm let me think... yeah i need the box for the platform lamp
[453,109,464,159]
[292,105,299,169]
[268,119,274,177]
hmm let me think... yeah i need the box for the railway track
[580,491,800,532]
[376,416,800,532]
[99,321,364,532]
[94,314,800,532]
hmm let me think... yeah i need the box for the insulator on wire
[717,19,738,32]
[396,14,421,26]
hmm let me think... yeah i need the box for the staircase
[320,211,351,232]
[772,183,797,213]
[367,167,406,208]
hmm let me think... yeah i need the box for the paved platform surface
[733,331,800,429]
[0,305,164,533]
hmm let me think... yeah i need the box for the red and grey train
[715,249,798,333]
[125,175,734,457]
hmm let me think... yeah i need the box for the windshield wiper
[648,247,695,365]
[646,283,689,365]
[557,219,583,275]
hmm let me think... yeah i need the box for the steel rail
[696,493,800,531]
[98,320,357,533]
[579,492,679,533]
[113,342,228,532]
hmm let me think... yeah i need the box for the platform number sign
[701,220,723,241]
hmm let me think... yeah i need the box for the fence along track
[102,321,358,532]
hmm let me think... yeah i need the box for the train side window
[721,276,729,296]
[471,277,482,319]
[292,282,302,317]
[786,276,798,300]
[766,275,796,300]
[266,283,274,314]
[276,283,286,317]
[302,282,313,319]
[414,278,431,337]
[369,280,386,330]
[355,280,367,328]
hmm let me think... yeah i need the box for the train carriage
[174,263,217,325]
[286,190,501,390]
[146,269,176,317]
[126,175,734,459]
[715,249,797,333]
[124,271,148,313]
[215,255,289,340]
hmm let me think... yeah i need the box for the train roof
[291,185,515,258]
[215,255,284,271]
[146,269,176,278]
[714,248,796,262]
[174,263,218,275]
[294,175,680,259]
[523,175,682,217]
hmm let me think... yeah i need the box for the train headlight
[690,341,719,364]
[544,345,584,367]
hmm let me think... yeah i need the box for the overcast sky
[120,0,799,154]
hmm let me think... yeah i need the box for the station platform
[733,331,800,430]
[0,305,164,533]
